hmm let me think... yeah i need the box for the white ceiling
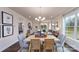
[9,7,75,21]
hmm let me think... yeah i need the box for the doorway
[18,23,23,34]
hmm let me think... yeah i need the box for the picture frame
[2,11,13,24]
[2,25,13,37]
[28,22,32,30]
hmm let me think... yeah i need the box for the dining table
[25,35,59,43]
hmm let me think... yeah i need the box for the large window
[64,8,79,40]
[65,15,75,38]
[77,13,79,40]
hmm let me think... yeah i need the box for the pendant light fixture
[35,7,46,21]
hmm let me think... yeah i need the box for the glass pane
[66,27,74,38]
[65,15,75,38]
[77,26,79,40]
[77,13,79,40]
[65,16,71,27]
[40,23,47,32]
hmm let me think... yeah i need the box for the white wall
[0,7,32,51]
[31,20,40,32]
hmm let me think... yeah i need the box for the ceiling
[9,7,75,21]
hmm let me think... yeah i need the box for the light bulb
[52,24,54,25]
[35,18,37,20]
[41,17,45,21]
[43,17,45,19]
[39,16,41,19]
[37,19,39,21]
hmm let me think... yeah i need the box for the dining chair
[58,33,63,40]
[18,33,28,52]
[30,39,41,52]
[56,34,66,52]
[55,33,63,43]
[43,39,54,52]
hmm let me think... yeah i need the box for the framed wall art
[28,22,32,30]
[2,25,13,37]
[2,11,13,24]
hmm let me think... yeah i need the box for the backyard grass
[66,27,79,40]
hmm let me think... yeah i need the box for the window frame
[63,8,79,40]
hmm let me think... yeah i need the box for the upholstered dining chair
[18,33,28,52]
[58,33,63,40]
[56,34,66,52]
[56,33,64,43]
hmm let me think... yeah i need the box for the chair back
[58,33,63,40]
[18,34,25,48]
[31,39,40,48]
[60,35,66,47]
[44,39,54,52]
[45,39,54,45]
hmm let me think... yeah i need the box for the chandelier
[35,7,46,21]
[35,16,45,21]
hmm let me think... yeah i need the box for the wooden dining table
[25,35,59,42]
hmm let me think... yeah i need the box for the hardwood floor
[2,42,20,52]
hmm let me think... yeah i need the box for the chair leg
[62,47,64,52]
[56,46,58,52]
[56,46,64,52]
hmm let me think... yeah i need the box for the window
[64,8,79,40]
[40,23,47,32]
[65,15,75,38]
[77,13,79,40]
